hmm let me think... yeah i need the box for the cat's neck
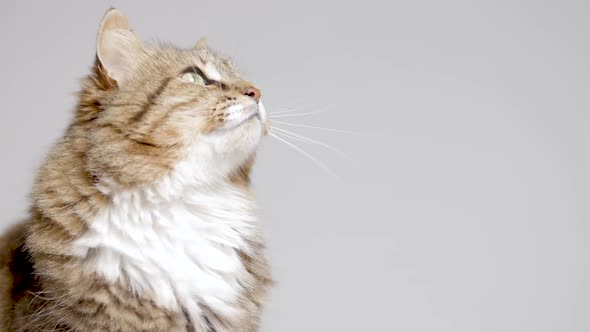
[72,172,259,327]
[30,133,261,329]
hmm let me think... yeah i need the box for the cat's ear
[96,8,144,85]
[194,37,208,50]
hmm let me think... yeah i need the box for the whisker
[272,126,352,161]
[269,108,301,115]
[270,133,340,180]
[271,120,367,135]
[269,109,330,118]
[269,104,333,118]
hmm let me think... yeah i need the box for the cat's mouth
[220,103,261,131]
[234,112,260,129]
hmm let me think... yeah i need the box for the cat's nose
[244,86,261,103]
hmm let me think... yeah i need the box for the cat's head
[79,9,268,188]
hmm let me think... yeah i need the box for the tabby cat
[0,8,272,332]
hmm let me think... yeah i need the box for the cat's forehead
[146,45,239,82]
[194,47,236,81]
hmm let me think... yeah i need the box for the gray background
[1,1,589,331]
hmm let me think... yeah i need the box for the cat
[0,8,272,332]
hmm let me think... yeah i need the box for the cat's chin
[216,102,263,132]
[228,118,264,147]
[199,118,262,165]
[208,113,264,140]
[226,113,261,132]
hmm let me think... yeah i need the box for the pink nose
[244,86,261,103]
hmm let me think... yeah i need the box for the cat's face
[83,10,267,187]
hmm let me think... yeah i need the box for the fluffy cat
[0,8,272,332]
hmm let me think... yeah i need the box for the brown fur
[0,9,271,332]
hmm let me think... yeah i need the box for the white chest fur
[72,177,258,324]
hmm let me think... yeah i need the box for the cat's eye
[180,71,206,85]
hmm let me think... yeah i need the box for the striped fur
[0,9,272,332]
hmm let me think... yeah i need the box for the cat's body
[0,9,271,332]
